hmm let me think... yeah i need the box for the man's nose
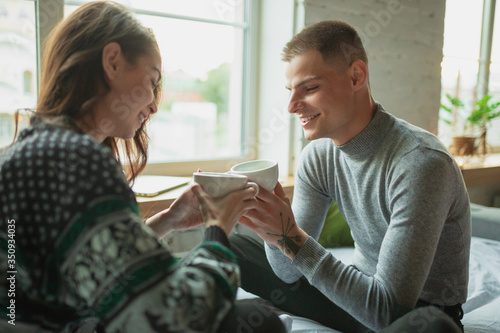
[288,92,304,114]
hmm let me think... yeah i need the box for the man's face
[285,49,357,144]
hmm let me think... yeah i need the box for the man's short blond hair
[282,20,368,73]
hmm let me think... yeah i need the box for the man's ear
[102,42,123,81]
[350,60,368,91]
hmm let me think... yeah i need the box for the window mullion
[241,0,257,159]
[65,1,247,28]
[477,0,497,97]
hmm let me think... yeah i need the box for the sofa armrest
[470,203,500,241]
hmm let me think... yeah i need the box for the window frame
[37,0,260,176]
[477,0,496,99]
[153,0,260,176]
[477,0,499,152]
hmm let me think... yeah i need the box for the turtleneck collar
[336,103,394,159]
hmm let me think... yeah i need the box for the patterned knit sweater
[0,118,239,332]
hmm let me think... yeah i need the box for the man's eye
[306,86,318,92]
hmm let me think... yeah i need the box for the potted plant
[440,93,476,156]
[440,94,500,156]
[466,95,500,155]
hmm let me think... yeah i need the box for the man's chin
[303,130,318,141]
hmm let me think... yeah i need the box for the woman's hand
[192,184,258,237]
[239,182,308,259]
[145,184,204,239]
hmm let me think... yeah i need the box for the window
[23,70,33,94]
[440,0,500,151]
[0,0,37,148]
[1,0,256,175]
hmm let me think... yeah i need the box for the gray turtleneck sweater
[265,104,471,330]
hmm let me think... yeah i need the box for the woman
[0,2,284,332]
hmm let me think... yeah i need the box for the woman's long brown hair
[35,1,161,182]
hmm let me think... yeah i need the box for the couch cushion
[318,202,354,248]
[470,203,500,241]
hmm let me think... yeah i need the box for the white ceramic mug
[193,172,259,198]
[230,159,278,192]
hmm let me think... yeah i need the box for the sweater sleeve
[51,140,239,332]
[292,148,467,330]
[265,140,333,283]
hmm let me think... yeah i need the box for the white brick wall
[302,0,446,134]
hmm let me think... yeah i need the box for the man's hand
[239,182,308,259]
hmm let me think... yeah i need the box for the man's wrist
[270,227,307,260]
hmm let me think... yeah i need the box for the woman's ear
[350,60,368,91]
[102,42,123,81]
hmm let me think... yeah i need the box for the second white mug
[193,172,259,198]
[230,159,278,192]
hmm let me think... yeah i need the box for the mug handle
[246,182,259,197]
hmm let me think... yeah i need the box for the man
[231,20,470,332]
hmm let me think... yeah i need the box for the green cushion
[318,201,354,248]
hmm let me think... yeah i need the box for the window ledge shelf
[137,155,500,218]
[458,154,500,187]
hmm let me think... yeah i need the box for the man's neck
[331,95,377,146]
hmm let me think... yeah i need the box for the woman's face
[96,45,162,141]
